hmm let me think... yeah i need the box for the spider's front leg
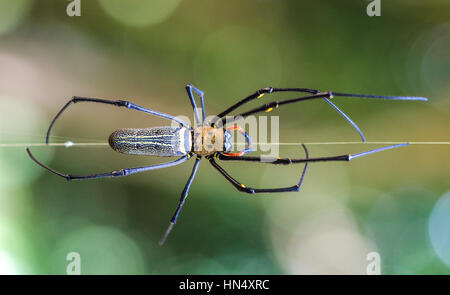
[185,84,206,125]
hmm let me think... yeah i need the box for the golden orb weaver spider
[26,84,427,244]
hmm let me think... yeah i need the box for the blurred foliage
[0,0,449,274]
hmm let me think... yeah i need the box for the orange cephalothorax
[192,126,226,156]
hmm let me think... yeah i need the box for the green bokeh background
[0,0,449,274]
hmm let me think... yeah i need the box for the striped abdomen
[108,127,192,157]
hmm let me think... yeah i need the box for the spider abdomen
[109,126,191,156]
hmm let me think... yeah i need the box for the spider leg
[208,144,309,194]
[186,84,206,125]
[160,156,202,246]
[215,87,318,120]
[211,143,408,194]
[322,97,366,142]
[214,87,366,141]
[45,96,189,144]
[218,89,427,141]
[26,148,191,181]
[224,91,427,122]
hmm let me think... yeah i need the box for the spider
[26,84,427,244]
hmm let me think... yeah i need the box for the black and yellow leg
[216,86,426,124]
[220,91,333,126]
[208,144,310,194]
[214,87,319,125]
[211,143,409,194]
[216,88,426,141]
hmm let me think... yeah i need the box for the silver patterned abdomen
[108,126,192,157]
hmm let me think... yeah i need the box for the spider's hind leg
[46,96,189,144]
